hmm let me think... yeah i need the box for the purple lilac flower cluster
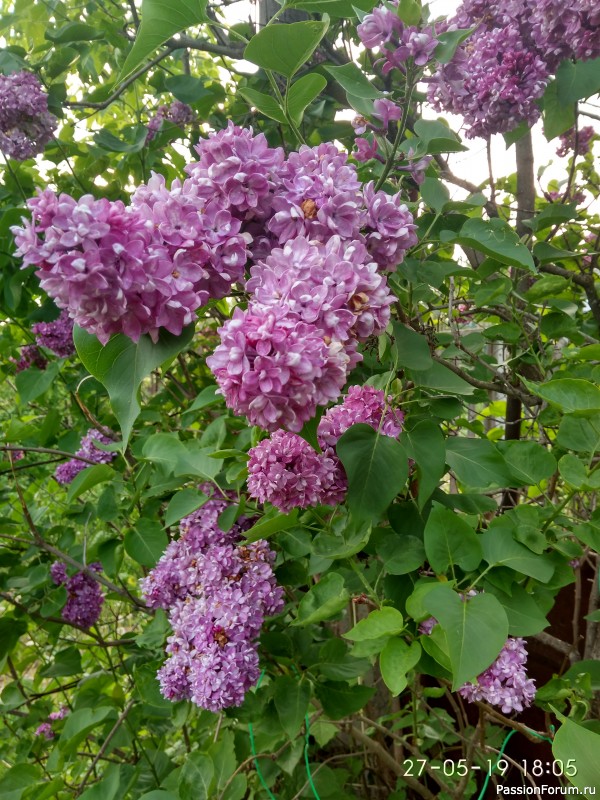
[556,126,596,158]
[459,637,536,713]
[32,310,75,357]
[146,100,195,142]
[203,127,416,431]
[246,385,403,511]
[54,429,116,485]
[0,71,57,161]
[425,0,600,138]
[12,185,248,344]
[34,706,69,740]
[12,124,416,427]
[51,561,104,629]
[141,486,284,711]
[357,6,437,71]
[12,344,47,372]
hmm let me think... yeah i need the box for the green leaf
[523,202,578,233]
[392,322,433,370]
[288,0,376,16]
[0,765,42,800]
[552,717,600,797]
[424,506,482,574]
[0,617,27,658]
[46,22,104,43]
[556,57,600,104]
[413,119,467,154]
[15,362,60,404]
[244,18,330,79]
[480,522,554,582]
[135,609,170,649]
[490,585,549,637]
[344,607,404,641]
[164,74,213,104]
[324,62,383,98]
[456,218,536,272]
[376,533,426,575]
[556,415,600,453]
[66,464,116,503]
[542,79,576,140]
[423,585,508,689]
[274,676,311,739]
[294,572,349,626]
[337,424,408,522]
[74,325,194,448]
[124,519,168,567]
[314,681,375,720]
[179,753,214,800]
[94,127,148,153]
[500,441,557,487]
[379,639,421,695]
[434,28,474,64]
[39,646,82,678]
[402,420,446,508]
[244,509,299,543]
[238,88,287,124]
[287,73,327,126]
[445,438,514,490]
[420,177,450,213]
[119,0,209,81]
[79,765,120,800]
[397,0,421,25]
[164,488,208,528]
[60,707,115,751]
[558,454,600,490]
[407,361,475,395]
[522,378,600,417]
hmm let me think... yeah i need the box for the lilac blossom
[357,6,402,49]
[32,310,75,357]
[51,561,104,629]
[363,182,419,270]
[317,385,404,450]
[459,637,536,714]
[530,0,600,69]
[54,429,116,485]
[142,492,284,711]
[12,344,47,372]
[556,126,596,158]
[35,722,54,740]
[146,101,195,142]
[247,236,393,344]
[354,137,380,163]
[247,430,342,512]
[207,305,349,432]
[0,71,57,161]
[373,99,403,129]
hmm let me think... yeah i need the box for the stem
[375,70,417,191]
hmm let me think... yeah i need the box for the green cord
[248,669,321,800]
[476,726,554,800]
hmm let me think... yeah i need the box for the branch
[75,699,135,797]
[348,725,437,800]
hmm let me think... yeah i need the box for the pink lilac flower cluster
[32,310,75,357]
[202,128,415,431]
[246,386,403,511]
[12,344,47,372]
[427,0,600,138]
[51,561,104,629]
[146,100,195,142]
[0,71,57,160]
[54,429,116,485]
[141,485,284,711]
[247,430,344,512]
[459,637,536,714]
[357,6,437,71]
[12,186,247,344]
[556,126,596,158]
[34,706,69,740]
